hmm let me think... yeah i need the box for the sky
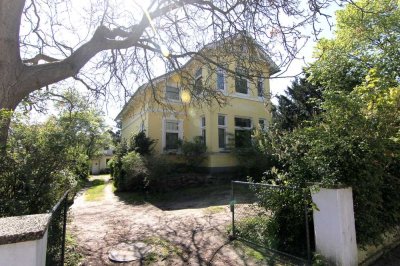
[27,1,343,129]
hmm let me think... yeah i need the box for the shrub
[234,130,279,179]
[117,151,148,191]
[178,136,207,171]
[144,156,174,192]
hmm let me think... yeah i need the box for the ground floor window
[165,120,180,150]
[234,117,252,148]
[218,115,227,149]
[201,116,206,145]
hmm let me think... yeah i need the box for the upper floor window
[257,78,264,97]
[194,67,203,94]
[235,67,248,94]
[166,86,180,101]
[217,67,226,91]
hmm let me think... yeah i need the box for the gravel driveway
[68,177,263,265]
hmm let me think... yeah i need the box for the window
[217,67,225,91]
[257,78,264,97]
[194,67,203,94]
[258,119,268,131]
[166,86,180,101]
[234,117,252,148]
[235,67,248,94]
[218,115,227,149]
[165,120,180,150]
[201,116,206,144]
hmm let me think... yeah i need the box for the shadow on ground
[114,183,256,211]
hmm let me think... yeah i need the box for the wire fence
[46,190,69,266]
[230,181,312,265]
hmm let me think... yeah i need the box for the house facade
[116,36,279,173]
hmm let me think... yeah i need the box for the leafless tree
[0,0,343,151]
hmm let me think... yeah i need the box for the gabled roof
[115,35,280,121]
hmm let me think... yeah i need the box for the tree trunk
[0,0,26,153]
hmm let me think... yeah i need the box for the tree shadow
[114,183,255,211]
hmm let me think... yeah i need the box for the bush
[117,151,148,191]
[234,130,279,179]
[179,136,207,171]
[0,120,79,216]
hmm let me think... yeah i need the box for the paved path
[68,177,264,265]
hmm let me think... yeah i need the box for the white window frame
[162,118,183,152]
[218,114,228,151]
[165,85,181,102]
[216,67,226,92]
[235,67,249,95]
[234,116,253,148]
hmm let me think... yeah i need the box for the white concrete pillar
[311,187,358,266]
[0,214,50,266]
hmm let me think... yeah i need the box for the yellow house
[116,36,279,173]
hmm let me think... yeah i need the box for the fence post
[230,181,236,239]
[311,187,358,266]
[60,191,69,265]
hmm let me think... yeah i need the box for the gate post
[311,187,358,266]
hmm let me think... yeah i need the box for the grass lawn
[84,178,107,201]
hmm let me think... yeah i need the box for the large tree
[0,0,343,151]
[273,75,323,131]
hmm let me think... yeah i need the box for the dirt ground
[68,176,266,265]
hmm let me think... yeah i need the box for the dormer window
[166,86,180,101]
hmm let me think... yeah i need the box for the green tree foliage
[308,0,400,92]
[273,75,323,131]
[0,92,110,216]
[252,0,400,250]
[129,131,155,156]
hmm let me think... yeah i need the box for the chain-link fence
[46,191,69,266]
[230,181,312,265]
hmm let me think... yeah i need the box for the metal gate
[230,181,312,265]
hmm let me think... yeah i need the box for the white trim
[121,109,186,130]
